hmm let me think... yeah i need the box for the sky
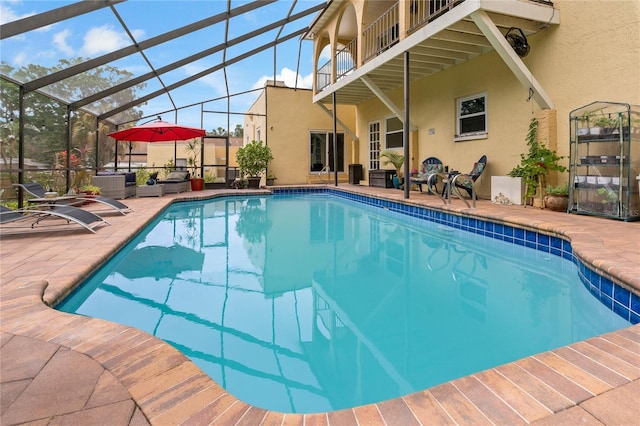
[0,0,329,131]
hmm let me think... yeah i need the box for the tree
[0,59,145,169]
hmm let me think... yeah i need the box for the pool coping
[1,185,639,425]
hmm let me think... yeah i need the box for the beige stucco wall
[245,85,357,185]
[347,0,639,198]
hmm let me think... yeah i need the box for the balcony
[362,3,400,63]
[313,0,559,106]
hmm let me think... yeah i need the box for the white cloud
[13,52,26,66]
[0,4,22,25]
[182,64,227,96]
[252,67,313,90]
[1,4,52,33]
[81,25,131,56]
[53,29,74,56]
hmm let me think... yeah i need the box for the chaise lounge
[156,171,191,193]
[0,204,109,234]
[14,182,132,215]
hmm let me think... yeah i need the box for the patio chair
[13,182,132,215]
[409,157,443,193]
[444,155,488,208]
[0,205,110,234]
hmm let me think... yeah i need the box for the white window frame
[384,115,404,149]
[369,121,381,170]
[455,92,488,142]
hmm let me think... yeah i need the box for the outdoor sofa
[91,172,137,199]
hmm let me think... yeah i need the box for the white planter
[491,176,525,205]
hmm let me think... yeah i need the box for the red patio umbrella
[108,120,206,142]
[108,120,206,171]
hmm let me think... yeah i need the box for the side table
[136,184,164,197]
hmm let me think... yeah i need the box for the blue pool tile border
[272,187,639,324]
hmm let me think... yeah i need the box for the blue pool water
[58,193,631,414]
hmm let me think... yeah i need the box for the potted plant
[185,139,204,191]
[266,171,276,186]
[543,184,569,211]
[591,113,619,136]
[135,168,150,186]
[81,184,101,195]
[380,150,404,189]
[508,118,566,207]
[236,140,273,189]
[203,171,217,189]
[596,187,619,215]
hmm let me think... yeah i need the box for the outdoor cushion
[164,171,190,181]
[124,172,136,186]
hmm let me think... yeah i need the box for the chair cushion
[470,161,486,177]
[121,172,136,186]
[165,171,190,181]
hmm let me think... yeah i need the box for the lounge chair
[13,182,132,215]
[156,171,191,193]
[444,155,488,208]
[0,205,110,233]
[409,157,443,193]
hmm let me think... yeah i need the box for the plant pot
[544,195,568,212]
[190,178,204,191]
[79,192,97,205]
[247,177,261,189]
[392,176,404,189]
[266,178,275,186]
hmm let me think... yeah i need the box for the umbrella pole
[128,142,132,172]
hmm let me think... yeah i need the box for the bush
[236,140,273,178]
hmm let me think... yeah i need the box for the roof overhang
[313,0,560,108]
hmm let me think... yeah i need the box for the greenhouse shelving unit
[568,101,639,221]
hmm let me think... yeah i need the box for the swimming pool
[58,191,632,413]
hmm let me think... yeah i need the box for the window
[385,116,403,149]
[456,93,487,140]
[369,121,381,170]
[309,131,344,172]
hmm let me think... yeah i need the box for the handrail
[362,3,399,62]
[336,38,357,80]
[316,60,331,92]
[408,0,461,34]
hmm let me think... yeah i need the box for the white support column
[470,10,554,110]
[361,76,418,131]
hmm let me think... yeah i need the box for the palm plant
[380,150,405,178]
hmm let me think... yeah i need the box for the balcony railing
[408,0,461,33]
[336,38,357,80]
[318,0,465,92]
[362,3,399,62]
[316,60,331,92]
